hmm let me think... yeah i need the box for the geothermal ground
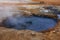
[0,4,60,40]
[0,21,60,40]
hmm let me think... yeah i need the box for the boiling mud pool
[3,15,57,31]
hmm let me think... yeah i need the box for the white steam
[0,0,32,3]
[0,5,22,22]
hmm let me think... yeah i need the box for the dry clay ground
[0,20,60,40]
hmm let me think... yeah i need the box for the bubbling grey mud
[1,14,57,32]
[0,5,59,32]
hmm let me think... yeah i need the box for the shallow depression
[2,15,57,32]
